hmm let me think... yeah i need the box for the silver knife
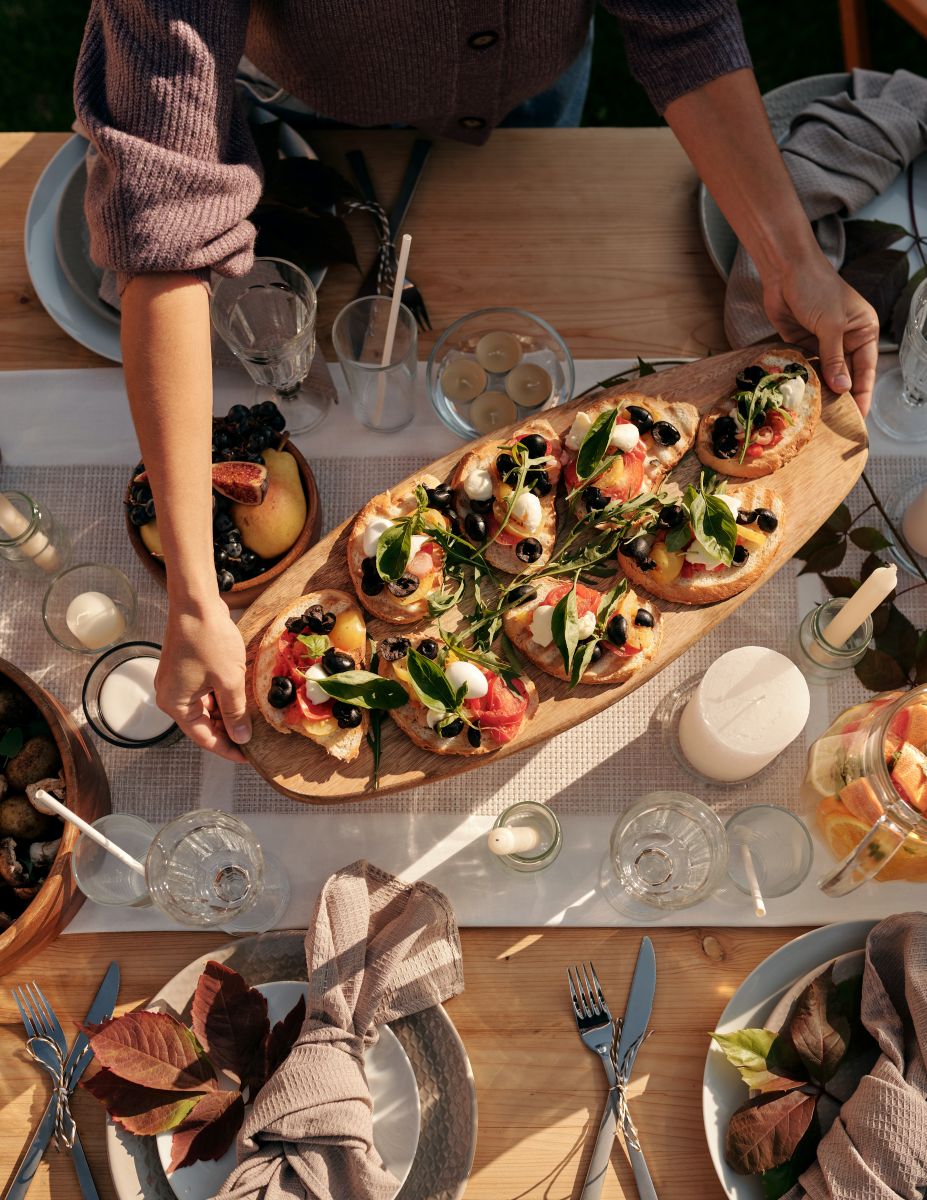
[581,938,657,1200]
[3,962,120,1200]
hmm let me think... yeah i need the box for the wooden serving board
[238,346,868,801]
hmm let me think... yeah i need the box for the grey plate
[104,931,477,1200]
[54,158,120,327]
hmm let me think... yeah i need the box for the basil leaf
[570,637,599,688]
[576,409,618,480]
[314,670,407,710]
[550,585,581,675]
[595,578,628,632]
[665,523,691,553]
[406,648,459,712]
[693,494,737,566]
[376,521,412,581]
[296,633,330,658]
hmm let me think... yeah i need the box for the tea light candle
[677,647,810,782]
[441,358,487,404]
[902,482,927,556]
[470,391,517,433]
[505,362,553,409]
[821,563,896,648]
[66,591,126,650]
[0,491,61,573]
[98,656,174,742]
[475,331,522,374]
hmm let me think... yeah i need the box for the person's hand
[760,249,880,416]
[157,598,251,762]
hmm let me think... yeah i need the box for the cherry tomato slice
[543,582,601,618]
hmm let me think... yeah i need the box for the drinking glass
[871,276,927,441]
[725,806,813,899]
[72,814,156,907]
[332,296,417,433]
[82,642,180,749]
[601,791,728,918]
[210,257,327,434]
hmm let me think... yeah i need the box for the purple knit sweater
[73,1,751,284]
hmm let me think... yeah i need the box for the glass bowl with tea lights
[427,307,574,439]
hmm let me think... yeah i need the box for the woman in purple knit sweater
[74,1,878,762]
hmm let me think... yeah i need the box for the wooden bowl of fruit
[0,658,111,974]
[125,402,322,610]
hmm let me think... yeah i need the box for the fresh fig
[211,461,268,505]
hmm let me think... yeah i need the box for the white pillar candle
[475,331,522,374]
[902,482,927,556]
[0,492,60,573]
[505,363,553,409]
[470,390,517,433]
[98,656,174,742]
[66,591,126,650]
[821,564,897,648]
[487,825,542,856]
[678,647,810,782]
[441,358,487,404]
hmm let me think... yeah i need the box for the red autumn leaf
[191,961,269,1091]
[725,1089,818,1175]
[789,970,850,1084]
[82,1067,204,1135]
[85,1011,217,1093]
[261,994,306,1089]
[169,1089,245,1173]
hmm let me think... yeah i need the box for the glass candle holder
[601,791,728,918]
[0,490,72,577]
[82,641,179,749]
[725,806,813,900]
[332,296,417,434]
[488,801,562,873]
[43,563,137,654]
[72,814,156,907]
[792,597,873,686]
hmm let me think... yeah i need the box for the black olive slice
[651,421,680,446]
[379,636,411,662]
[733,544,749,565]
[607,614,628,645]
[387,575,419,598]
[267,676,295,708]
[755,508,779,533]
[625,404,653,434]
[634,608,655,628]
[515,537,543,563]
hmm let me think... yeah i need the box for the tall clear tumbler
[332,297,417,433]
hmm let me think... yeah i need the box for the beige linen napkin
[724,69,927,347]
[786,911,927,1199]
[216,861,463,1200]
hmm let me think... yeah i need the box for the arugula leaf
[576,409,618,480]
[296,633,330,658]
[313,670,407,710]
[595,578,628,633]
[405,649,459,713]
[365,652,384,789]
[376,521,413,581]
[428,568,466,617]
[414,484,430,512]
[570,637,599,687]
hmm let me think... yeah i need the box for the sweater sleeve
[603,1,752,114]
[73,0,262,288]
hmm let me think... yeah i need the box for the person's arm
[664,69,879,413]
[121,275,250,760]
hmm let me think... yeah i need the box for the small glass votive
[0,490,72,578]
[488,801,562,873]
[725,806,813,900]
[791,598,873,687]
[42,563,137,654]
[82,641,180,749]
[332,296,418,434]
[72,814,156,907]
[601,791,728,918]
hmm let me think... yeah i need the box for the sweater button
[468,30,498,49]
[458,116,487,130]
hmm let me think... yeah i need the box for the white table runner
[1,360,924,928]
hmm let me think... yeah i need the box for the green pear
[234,448,307,559]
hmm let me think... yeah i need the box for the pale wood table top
[0,129,801,1200]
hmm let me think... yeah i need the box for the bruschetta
[450,420,562,574]
[696,348,821,478]
[376,632,538,756]
[253,590,369,762]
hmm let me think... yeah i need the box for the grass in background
[0,0,923,131]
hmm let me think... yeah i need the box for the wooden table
[0,129,801,1200]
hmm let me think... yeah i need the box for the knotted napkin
[785,911,927,1199]
[216,861,463,1200]
[724,69,927,348]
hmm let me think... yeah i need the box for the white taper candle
[821,564,897,648]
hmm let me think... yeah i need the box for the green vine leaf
[840,247,909,330]
[855,648,908,692]
[825,503,852,534]
[795,527,843,562]
[849,527,892,552]
[842,218,908,260]
[875,607,919,673]
[820,575,859,598]
[798,539,847,576]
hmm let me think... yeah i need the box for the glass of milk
[42,563,137,654]
[82,642,179,748]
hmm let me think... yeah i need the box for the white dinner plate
[154,980,420,1200]
[25,108,326,364]
[702,919,877,1200]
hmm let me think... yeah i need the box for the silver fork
[568,963,656,1200]
[13,984,101,1200]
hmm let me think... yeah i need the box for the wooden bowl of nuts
[0,658,111,974]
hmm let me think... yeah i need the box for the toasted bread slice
[696,348,821,478]
[562,391,699,521]
[347,473,446,624]
[253,590,367,762]
[450,419,562,574]
[376,633,539,756]
[502,577,663,684]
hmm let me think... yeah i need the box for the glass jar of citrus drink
[802,684,927,895]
